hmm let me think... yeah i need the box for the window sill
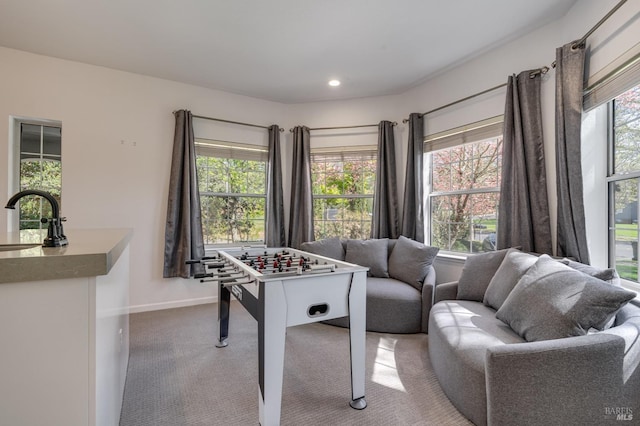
[620,278,640,296]
[204,242,267,253]
[435,251,468,262]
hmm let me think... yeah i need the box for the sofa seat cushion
[430,300,524,370]
[428,300,524,426]
[366,276,421,302]
[324,277,422,333]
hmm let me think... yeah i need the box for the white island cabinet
[0,229,132,426]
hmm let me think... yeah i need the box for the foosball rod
[201,277,255,286]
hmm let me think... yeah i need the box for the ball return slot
[307,303,329,317]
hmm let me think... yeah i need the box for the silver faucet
[5,190,68,247]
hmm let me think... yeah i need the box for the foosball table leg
[348,271,367,410]
[258,280,288,426]
[216,283,231,348]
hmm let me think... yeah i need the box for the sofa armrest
[423,264,436,288]
[433,281,458,304]
[420,266,436,333]
[486,333,627,425]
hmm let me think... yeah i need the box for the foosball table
[190,246,369,426]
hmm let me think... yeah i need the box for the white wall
[2,0,640,309]
[0,47,286,311]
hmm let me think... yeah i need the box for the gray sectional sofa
[429,248,640,426]
[301,236,439,333]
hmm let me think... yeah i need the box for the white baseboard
[128,296,217,313]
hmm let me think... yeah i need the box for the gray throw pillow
[300,238,345,260]
[560,258,621,329]
[496,255,636,342]
[456,248,511,302]
[483,250,538,311]
[388,236,439,291]
[561,258,620,286]
[345,239,389,278]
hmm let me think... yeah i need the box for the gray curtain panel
[555,42,590,263]
[287,126,314,248]
[265,124,285,247]
[371,120,399,239]
[163,110,205,278]
[497,70,552,254]
[401,113,425,242]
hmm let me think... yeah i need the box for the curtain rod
[552,0,627,68]
[288,122,397,132]
[401,83,506,124]
[572,0,627,49]
[401,67,549,123]
[402,1,627,124]
[173,111,284,132]
[193,114,285,132]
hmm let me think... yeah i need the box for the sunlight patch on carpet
[371,336,406,392]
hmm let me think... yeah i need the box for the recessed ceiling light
[328,79,341,87]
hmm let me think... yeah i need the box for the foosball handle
[186,256,218,265]
[194,273,214,279]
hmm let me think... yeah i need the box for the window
[15,121,62,232]
[195,139,267,245]
[426,117,503,254]
[311,147,376,240]
[608,84,640,282]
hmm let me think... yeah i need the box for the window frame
[310,146,377,240]
[424,116,503,255]
[606,90,640,285]
[8,116,62,233]
[195,138,268,247]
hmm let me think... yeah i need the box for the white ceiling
[0,0,577,104]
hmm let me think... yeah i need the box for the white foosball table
[193,247,369,426]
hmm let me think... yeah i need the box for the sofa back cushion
[483,250,538,310]
[561,258,620,285]
[388,236,439,291]
[345,238,389,277]
[300,237,345,261]
[561,258,622,329]
[496,255,636,342]
[456,248,511,302]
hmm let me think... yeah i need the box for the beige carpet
[119,302,472,426]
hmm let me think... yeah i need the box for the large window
[195,140,267,245]
[311,148,376,240]
[426,117,503,254]
[609,84,640,282]
[16,122,62,231]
